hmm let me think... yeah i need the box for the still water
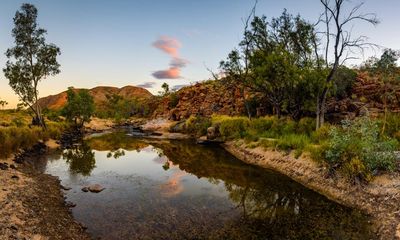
[39,132,373,239]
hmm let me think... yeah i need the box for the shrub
[184,116,211,137]
[249,116,277,132]
[11,117,26,127]
[383,113,400,140]
[0,122,66,158]
[296,117,315,136]
[212,115,250,140]
[324,117,398,181]
[168,92,180,109]
[311,124,331,143]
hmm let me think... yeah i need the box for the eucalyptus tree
[314,0,379,129]
[62,87,95,129]
[246,11,319,119]
[3,3,61,128]
[219,4,257,119]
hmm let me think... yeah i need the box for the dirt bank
[0,145,90,240]
[223,140,400,240]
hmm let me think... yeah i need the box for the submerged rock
[82,184,105,193]
[89,184,105,193]
[61,185,72,191]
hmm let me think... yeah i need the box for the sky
[0,0,399,108]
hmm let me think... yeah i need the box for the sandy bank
[0,149,90,239]
[223,140,400,240]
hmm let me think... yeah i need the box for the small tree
[159,82,170,96]
[0,99,8,109]
[3,3,61,128]
[62,87,95,129]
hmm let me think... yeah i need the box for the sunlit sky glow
[1,0,399,107]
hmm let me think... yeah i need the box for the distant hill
[38,86,153,110]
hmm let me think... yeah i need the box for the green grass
[0,110,67,158]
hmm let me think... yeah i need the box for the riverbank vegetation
[0,110,66,158]
[175,113,400,181]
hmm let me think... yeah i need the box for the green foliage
[168,92,179,109]
[311,124,331,143]
[63,142,95,176]
[211,115,317,142]
[384,113,400,141]
[275,134,310,152]
[96,93,153,120]
[3,3,60,127]
[0,99,8,109]
[11,116,25,127]
[220,10,323,119]
[332,67,357,99]
[0,121,65,158]
[158,82,170,96]
[212,115,250,140]
[62,87,95,128]
[184,116,212,137]
[324,117,398,181]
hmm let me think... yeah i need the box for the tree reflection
[63,142,96,176]
[106,149,125,159]
[150,140,373,239]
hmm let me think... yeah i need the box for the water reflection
[151,140,373,239]
[42,132,373,239]
[63,142,95,176]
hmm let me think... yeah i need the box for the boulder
[89,184,105,193]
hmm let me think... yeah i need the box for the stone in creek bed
[0,163,8,170]
[61,185,72,191]
[65,201,77,208]
[82,184,105,193]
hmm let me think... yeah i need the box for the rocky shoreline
[222,140,400,240]
[0,147,90,240]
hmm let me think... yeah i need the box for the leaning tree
[315,0,379,129]
[3,3,61,128]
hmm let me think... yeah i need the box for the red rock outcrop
[153,81,247,120]
[38,86,152,110]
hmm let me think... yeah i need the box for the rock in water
[81,187,89,192]
[61,185,72,191]
[89,184,105,193]
[207,126,218,140]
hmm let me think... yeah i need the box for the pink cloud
[152,36,188,79]
[152,67,181,79]
[152,36,181,57]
